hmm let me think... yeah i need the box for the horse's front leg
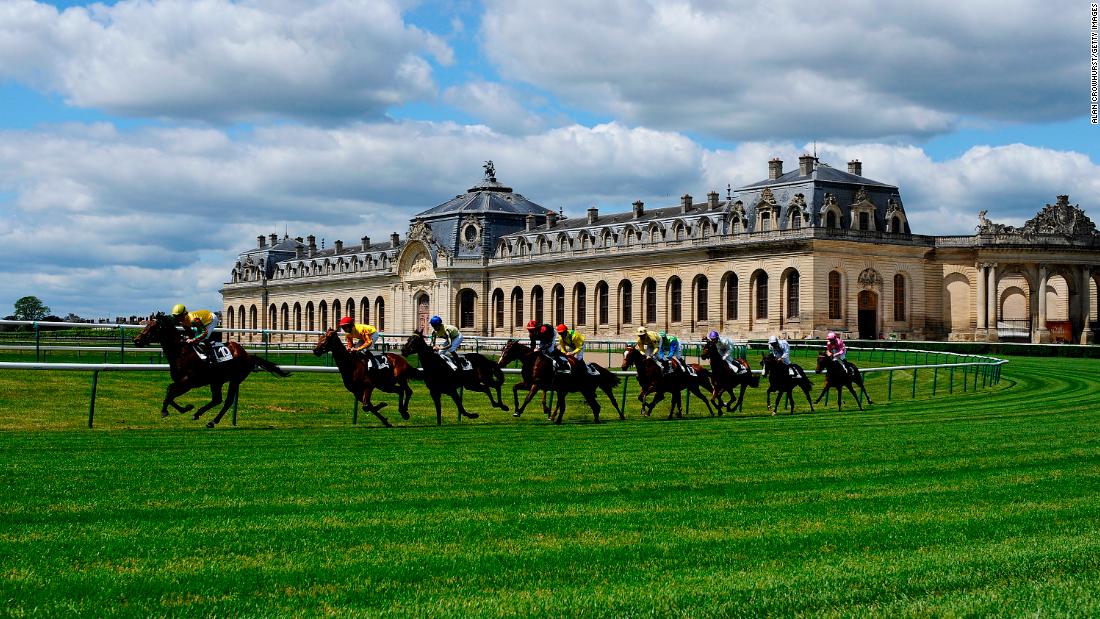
[162,382,193,417]
[845,383,863,411]
[450,388,479,420]
[363,386,393,427]
[814,379,831,404]
[192,383,224,420]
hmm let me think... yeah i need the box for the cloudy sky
[0,0,1095,318]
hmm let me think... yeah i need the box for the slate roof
[414,180,554,218]
[740,162,896,190]
[529,201,731,234]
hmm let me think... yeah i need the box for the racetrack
[2,354,1098,616]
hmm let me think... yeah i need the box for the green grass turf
[2,353,1097,617]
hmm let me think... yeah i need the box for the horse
[497,339,622,423]
[814,352,873,411]
[760,353,814,415]
[700,339,759,414]
[132,312,290,428]
[312,329,421,427]
[401,330,510,424]
[621,345,714,419]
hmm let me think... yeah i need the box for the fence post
[949,366,954,393]
[263,331,270,358]
[88,370,99,428]
[119,326,126,363]
[887,370,893,401]
[34,322,41,362]
[911,368,918,399]
[932,366,938,396]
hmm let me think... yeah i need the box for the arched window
[670,277,682,323]
[892,216,903,233]
[786,271,800,319]
[269,304,277,330]
[574,283,587,326]
[826,211,837,229]
[828,271,842,320]
[360,297,370,324]
[227,307,234,330]
[250,305,257,329]
[620,280,633,324]
[238,306,245,332]
[532,286,544,324]
[374,297,385,331]
[306,302,314,331]
[724,273,738,321]
[459,289,476,329]
[333,299,342,324]
[493,288,505,329]
[511,287,524,328]
[281,303,289,330]
[754,272,768,319]
[643,278,657,324]
[294,303,302,331]
[893,273,906,321]
[319,301,328,330]
[346,298,355,322]
[696,276,709,322]
[597,281,609,325]
[552,284,565,326]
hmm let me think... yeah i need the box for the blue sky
[0,0,1096,317]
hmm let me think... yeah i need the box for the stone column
[1081,267,1094,344]
[1036,264,1050,343]
[975,263,987,331]
[986,263,998,341]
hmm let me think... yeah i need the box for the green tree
[13,296,50,321]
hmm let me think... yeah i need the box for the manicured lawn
[2,354,1098,617]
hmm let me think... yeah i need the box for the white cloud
[480,0,1080,141]
[442,81,547,135]
[1,120,1097,318]
[0,0,452,123]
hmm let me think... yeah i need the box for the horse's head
[760,352,775,376]
[312,329,339,357]
[621,344,640,370]
[400,330,425,357]
[815,351,829,374]
[701,339,716,359]
[498,338,523,366]
[132,312,175,347]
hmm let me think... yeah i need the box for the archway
[857,290,878,339]
[416,293,430,333]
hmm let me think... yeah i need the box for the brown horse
[312,329,420,427]
[401,330,503,425]
[497,339,622,423]
[760,353,814,415]
[132,312,290,428]
[700,339,759,414]
[621,345,714,418]
[814,352,873,411]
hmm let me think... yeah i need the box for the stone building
[221,159,1100,344]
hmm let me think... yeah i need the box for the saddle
[786,364,807,380]
[726,359,747,374]
[440,352,473,372]
[543,352,571,374]
[680,361,697,377]
[584,362,602,377]
[361,352,390,371]
[194,342,232,363]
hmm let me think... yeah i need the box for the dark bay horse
[313,329,420,427]
[814,352,873,411]
[132,312,290,428]
[701,339,759,415]
[497,339,622,423]
[401,330,509,424]
[621,345,714,419]
[760,353,814,415]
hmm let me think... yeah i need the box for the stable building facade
[221,159,1100,344]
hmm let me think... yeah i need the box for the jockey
[636,327,661,358]
[171,304,218,362]
[338,316,378,360]
[825,331,847,362]
[656,331,681,362]
[767,334,791,365]
[707,330,743,371]
[526,319,557,353]
[556,324,585,361]
[428,315,463,364]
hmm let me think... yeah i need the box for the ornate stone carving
[483,160,497,183]
[976,210,1014,234]
[407,250,435,281]
[824,193,838,209]
[760,187,777,205]
[857,268,883,288]
[887,197,905,216]
[853,186,870,204]
[407,218,433,242]
[789,193,807,209]
[459,215,481,250]
[1020,195,1097,236]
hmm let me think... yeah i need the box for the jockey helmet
[555,324,568,333]
[768,335,778,345]
[429,315,443,328]
[636,327,648,336]
[658,331,666,339]
[339,316,354,328]
[707,330,719,340]
[171,304,187,317]
[526,319,537,330]
[827,331,837,340]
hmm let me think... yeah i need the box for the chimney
[680,194,692,214]
[587,207,598,225]
[257,235,266,248]
[390,232,400,248]
[847,160,862,176]
[632,200,645,218]
[769,158,783,180]
[708,191,719,209]
[295,246,303,259]
[269,233,278,246]
[799,154,815,176]
[307,235,316,258]
[545,212,557,229]
[361,236,370,251]
[295,237,303,243]
[334,239,343,253]
[526,214,536,231]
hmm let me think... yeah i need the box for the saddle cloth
[726,359,747,374]
[368,354,390,371]
[212,342,233,363]
[440,352,473,372]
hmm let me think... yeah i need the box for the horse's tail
[252,355,291,378]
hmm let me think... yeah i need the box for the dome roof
[413,161,554,218]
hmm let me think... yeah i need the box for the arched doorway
[416,293,430,333]
[858,290,878,340]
